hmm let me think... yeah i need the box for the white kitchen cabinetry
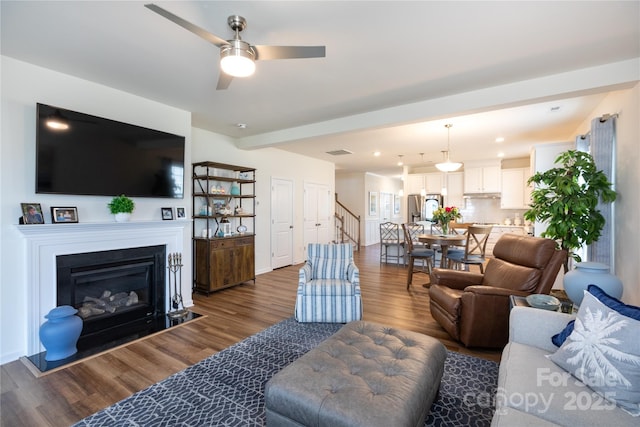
[406,173,443,194]
[445,172,464,208]
[486,226,525,256]
[424,173,443,194]
[500,168,531,209]
[464,165,501,193]
[406,174,424,194]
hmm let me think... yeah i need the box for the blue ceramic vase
[39,305,83,361]
[563,262,623,306]
[230,182,240,195]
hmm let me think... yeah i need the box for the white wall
[0,57,193,363]
[191,127,335,269]
[571,85,640,306]
[336,171,402,246]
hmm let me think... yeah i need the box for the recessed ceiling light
[236,123,247,129]
[373,151,381,157]
[497,152,505,158]
[495,137,505,143]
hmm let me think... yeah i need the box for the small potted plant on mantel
[108,194,135,222]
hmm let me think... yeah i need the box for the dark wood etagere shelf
[192,161,256,294]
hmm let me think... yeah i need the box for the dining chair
[402,223,435,289]
[379,222,404,265]
[428,222,449,265]
[446,225,493,273]
[404,222,425,247]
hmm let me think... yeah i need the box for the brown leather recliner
[429,233,565,348]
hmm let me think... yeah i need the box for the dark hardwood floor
[0,244,501,427]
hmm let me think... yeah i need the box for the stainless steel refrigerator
[407,194,444,222]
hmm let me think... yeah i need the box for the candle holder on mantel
[167,252,188,319]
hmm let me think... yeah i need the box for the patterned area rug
[74,317,498,426]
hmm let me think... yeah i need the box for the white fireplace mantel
[16,220,191,355]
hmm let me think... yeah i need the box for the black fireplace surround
[56,245,166,351]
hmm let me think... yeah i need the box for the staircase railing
[335,194,361,250]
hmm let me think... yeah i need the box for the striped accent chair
[295,243,362,323]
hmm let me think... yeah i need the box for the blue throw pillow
[551,320,575,347]
[551,284,640,347]
[588,284,640,320]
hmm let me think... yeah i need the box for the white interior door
[303,182,331,257]
[380,192,393,221]
[271,178,294,269]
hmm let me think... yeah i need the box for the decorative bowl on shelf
[526,294,561,311]
[237,225,247,234]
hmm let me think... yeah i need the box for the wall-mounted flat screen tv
[36,103,185,198]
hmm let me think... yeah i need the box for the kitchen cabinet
[406,174,424,194]
[192,161,256,294]
[424,173,443,194]
[464,165,501,193]
[406,173,442,194]
[500,168,532,209]
[486,226,525,256]
[444,172,464,208]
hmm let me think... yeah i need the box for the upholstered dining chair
[429,234,565,348]
[379,222,404,265]
[295,243,362,323]
[446,225,493,273]
[402,223,435,289]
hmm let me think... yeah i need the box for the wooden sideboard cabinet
[192,161,256,294]
[194,235,255,293]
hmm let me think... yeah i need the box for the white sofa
[492,306,636,426]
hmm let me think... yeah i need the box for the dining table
[418,233,467,268]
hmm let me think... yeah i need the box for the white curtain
[587,116,616,270]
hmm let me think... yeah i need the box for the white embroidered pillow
[549,290,640,416]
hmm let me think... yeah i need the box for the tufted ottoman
[264,321,447,427]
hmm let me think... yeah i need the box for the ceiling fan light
[220,40,255,77]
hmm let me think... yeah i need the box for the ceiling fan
[145,4,326,90]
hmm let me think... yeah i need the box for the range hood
[463,193,501,199]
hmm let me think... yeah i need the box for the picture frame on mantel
[20,203,45,224]
[161,207,174,220]
[51,207,79,223]
[176,207,186,219]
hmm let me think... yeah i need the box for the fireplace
[56,245,166,350]
[16,220,191,361]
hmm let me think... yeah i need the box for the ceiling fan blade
[253,45,325,61]
[216,72,234,90]
[145,4,229,48]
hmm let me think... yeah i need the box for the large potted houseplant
[108,194,135,222]
[524,150,616,275]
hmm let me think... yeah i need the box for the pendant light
[436,124,462,172]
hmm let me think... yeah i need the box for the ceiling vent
[326,149,353,156]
